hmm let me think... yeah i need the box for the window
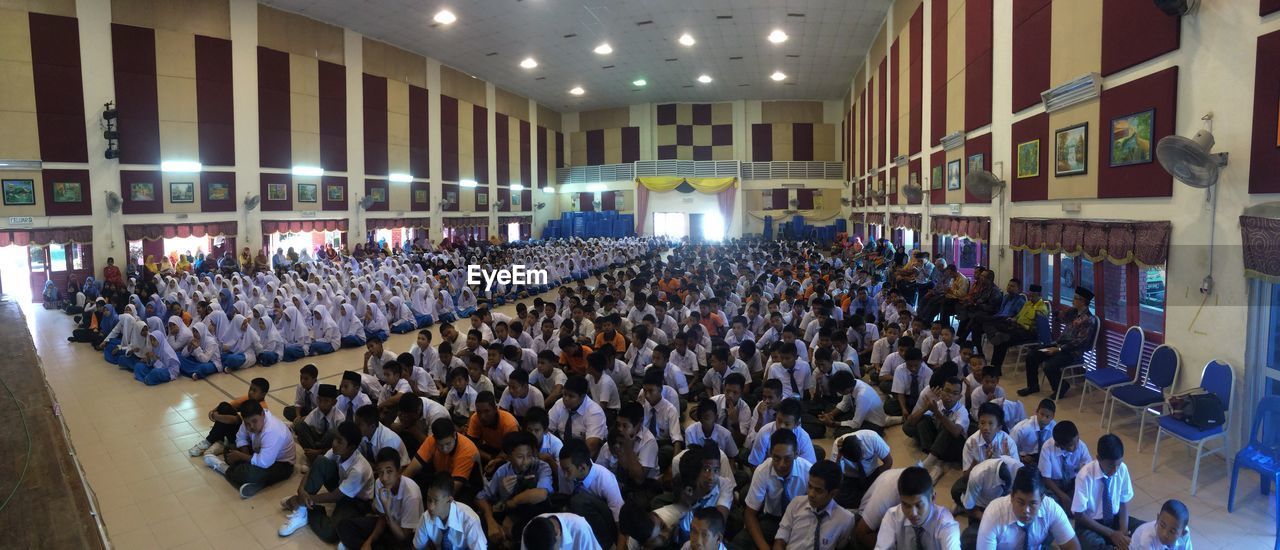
[1058,256,1077,306]
[1139,265,1166,333]
[49,243,66,272]
[71,244,85,271]
[1102,262,1127,323]
[1039,254,1054,303]
[29,246,46,271]
[654,213,688,240]
[702,211,725,242]
[163,235,211,260]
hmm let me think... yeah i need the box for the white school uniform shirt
[668,347,699,376]
[420,397,451,428]
[878,352,906,379]
[683,423,740,458]
[226,410,294,473]
[766,360,814,400]
[1071,460,1134,522]
[499,385,545,417]
[776,496,856,550]
[662,363,689,395]
[303,406,346,436]
[962,430,1019,470]
[744,457,813,516]
[747,422,817,466]
[1131,520,1193,550]
[407,366,438,397]
[625,340,657,377]
[975,494,1076,550]
[367,350,399,383]
[411,501,487,550]
[870,337,897,366]
[962,456,1024,510]
[539,431,564,459]
[374,477,425,530]
[919,334,938,354]
[810,361,854,398]
[969,385,1007,419]
[874,504,961,550]
[831,430,891,476]
[530,367,567,396]
[326,449,375,501]
[587,372,621,410]
[548,396,609,442]
[364,423,411,466]
[294,383,320,412]
[1010,417,1056,456]
[532,334,561,355]
[337,391,373,420]
[891,364,934,396]
[556,463,625,521]
[1038,438,1092,483]
[379,378,413,404]
[522,513,602,550]
[445,386,479,418]
[595,428,660,479]
[407,343,440,379]
[711,394,753,437]
[835,379,888,428]
[488,360,515,387]
[468,374,494,396]
[928,341,962,367]
[641,397,684,442]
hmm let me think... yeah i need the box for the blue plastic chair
[1228,395,1280,549]
[1152,360,1233,495]
[1080,325,1145,417]
[1105,344,1180,450]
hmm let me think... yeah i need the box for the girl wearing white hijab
[279,305,312,361]
[308,305,340,354]
[336,303,366,348]
[119,319,151,371]
[388,296,416,334]
[362,302,390,342]
[165,316,194,353]
[179,321,221,380]
[134,330,179,385]
[437,283,458,324]
[409,284,437,328]
[101,311,137,365]
[252,305,283,366]
[223,314,259,369]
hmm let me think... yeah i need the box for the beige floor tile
[204,525,266,550]
[100,503,150,535]
[108,526,160,550]
[149,514,206,549]
[188,501,247,539]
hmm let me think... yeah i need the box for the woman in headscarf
[388,296,416,334]
[91,304,119,347]
[98,308,135,362]
[176,254,191,273]
[455,284,478,319]
[166,316,193,352]
[133,330,180,385]
[42,280,60,308]
[252,305,283,366]
[362,302,390,343]
[254,249,269,274]
[336,303,366,348]
[436,281,458,324]
[409,283,437,328]
[279,305,312,362]
[118,318,151,372]
[223,314,259,369]
[178,321,221,380]
[308,305,340,355]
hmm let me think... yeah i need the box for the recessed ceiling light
[520,58,538,69]
[678,33,696,46]
[697,74,712,84]
[433,10,456,24]
[632,78,647,87]
[770,71,787,81]
[569,86,584,95]
[768,30,789,43]
[594,43,613,55]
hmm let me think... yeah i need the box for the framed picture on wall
[169,182,195,203]
[967,153,985,175]
[2,179,35,205]
[207,182,229,201]
[946,159,961,190]
[130,182,155,202]
[1054,122,1089,176]
[477,191,488,208]
[445,190,457,205]
[1017,140,1040,179]
[327,184,343,201]
[1109,109,1154,167]
[370,187,386,203]
[931,165,943,190]
[52,181,81,203]
[511,191,521,206]
[298,183,318,203]
[414,189,427,203]
[267,183,287,201]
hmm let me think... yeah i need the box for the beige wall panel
[692,124,711,145]
[537,106,561,132]
[457,155,474,181]
[290,92,319,133]
[0,111,39,159]
[457,100,474,130]
[257,5,342,64]
[578,107,629,131]
[814,124,835,161]
[945,146,965,203]
[388,179,410,206]
[0,10,31,63]
[387,112,409,146]
[711,102,732,125]
[712,145,733,161]
[571,132,587,165]
[675,104,692,125]
[495,88,529,120]
[388,144,409,174]
[386,79,409,115]
[892,0,923,36]
[289,55,319,96]
[870,75,878,166]
[946,73,965,135]
[761,101,824,123]
[158,121,198,161]
[1050,0,1102,84]
[772,123,793,162]
[157,76,198,122]
[440,65,486,106]
[869,25,887,71]
[291,131,319,166]
[114,0,228,38]
[0,0,73,16]
[362,38,426,86]
[947,4,965,80]
[1047,102,1099,199]
[154,29,195,79]
[0,170,43,216]
[0,60,36,112]
[161,173,202,213]
[655,124,676,146]
[853,65,865,95]
[897,165,910,203]
[458,127,474,159]
[604,129,622,164]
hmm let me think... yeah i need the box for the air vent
[682,85,694,88]
[485,52,498,56]
[729,56,743,60]
[716,15,733,19]
[636,20,653,25]
[535,77,546,80]
[563,33,577,38]
[785,54,800,58]
[665,58,678,62]
[632,88,642,92]
[738,83,750,87]
[787,13,805,17]
[601,65,615,69]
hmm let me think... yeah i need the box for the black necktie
[913,525,926,550]
[346,400,355,421]
[813,509,828,550]
[565,410,575,440]
[787,367,799,396]
[1022,520,1033,550]
[909,373,920,400]
[303,390,312,414]
[360,438,374,463]
[648,408,658,437]
[1037,427,1046,451]
[1101,476,1114,526]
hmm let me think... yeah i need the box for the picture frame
[445,190,457,205]
[52,181,81,203]
[931,165,944,190]
[946,159,961,190]
[1109,109,1154,167]
[2,179,36,205]
[967,153,985,175]
[207,182,230,201]
[298,183,318,203]
[414,190,427,203]
[327,184,344,201]
[130,182,155,202]
[477,191,488,208]
[511,191,521,207]
[1054,122,1089,177]
[267,183,287,201]
[1017,139,1041,179]
[169,182,195,203]
[370,187,386,203]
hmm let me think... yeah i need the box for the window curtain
[635,186,650,235]
[0,226,94,246]
[578,192,595,211]
[1008,218,1170,267]
[602,191,617,211]
[717,188,735,236]
[366,217,431,230]
[1241,214,1280,281]
[260,219,349,234]
[866,213,885,225]
[123,221,238,241]
[796,189,815,210]
[890,213,922,232]
[771,189,789,209]
[931,215,991,242]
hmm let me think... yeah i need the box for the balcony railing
[557,160,844,184]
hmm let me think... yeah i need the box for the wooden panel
[578,107,630,131]
[439,64,486,106]
[813,124,835,161]
[257,4,343,65]
[760,100,823,123]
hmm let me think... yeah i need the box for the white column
[228,0,260,250]
[486,82,497,237]
[75,0,118,270]
[426,59,442,243]
[343,29,365,245]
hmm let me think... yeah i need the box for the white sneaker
[278,507,308,536]
[188,439,211,457]
[884,415,904,427]
[203,454,228,475]
[205,442,225,456]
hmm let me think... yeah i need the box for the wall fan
[966,170,1006,200]
[105,190,122,213]
[1156,114,1227,294]
[243,193,261,211]
[903,175,923,203]
[535,202,546,210]
[359,196,376,210]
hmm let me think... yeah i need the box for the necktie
[721,405,731,429]
[1022,521,1033,550]
[303,390,312,414]
[787,367,799,396]
[779,476,792,511]
[1101,476,1114,526]
[1061,455,1070,480]
[813,509,828,550]
[442,535,454,550]
[909,373,920,400]
[565,410,576,440]
[913,525,926,550]
[346,400,355,421]
[1036,428,1046,451]
[985,442,996,460]
[648,408,659,438]
[320,413,330,435]
[360,438,374,463]
[417,350,424,370]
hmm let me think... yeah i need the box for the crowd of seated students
[64,235,1193,550]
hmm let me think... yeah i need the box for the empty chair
[1105,344,1181,449]
[1152,360,1233,495]
[1080,325,1145,417]
[1228,395,1280,550]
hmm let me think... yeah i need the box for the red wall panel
[29,13,87,163]
[890,40,900,159]
[1266,0,1280,16]
[1101,0,1180,76]
[362,74,388,176]
[877,60,887,168]
[317,61,346,172]
[909,6,924,156]
[537,127,549,188]
[519,120,532,187]
[409,85,429,179]
[621,126,640,163]
[120,170,164,214]
[111,24,161,165]
[41,169,91,216]
[1012,2,1051,113]
[931,0,948,145]
[1098,67,1177,198]
[908,158,923,205]
[259,172,292,212]
[195,36,234,166]
[1010,113,1049,202]
[322,175,347,212]
[1250,30,1280,194]
[494,114,510,185]
[795,123,814,161]
[964,133,992,204]
[199,171,235,213]
[965,0,993,132]
[364,179,388,211]
[440,95,458,181]
[257,47,291,169]
[752,123,773,161]
[472,105,488,183]
[586,129,604,166]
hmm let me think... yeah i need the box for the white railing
[557,160,845,184]
[740,161,844,180]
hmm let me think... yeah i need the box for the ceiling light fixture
[511,184,525,191]
[460,179,478,188]
[678,33,696,46]
[389,173,413,183]
[632,78,647,87]
[291,166,324,177]
[433,10,456,24]
[520,58,538,69]
[569,86,584,95]
[593,43,612,55]
[770,71,787,81]
[697,74,713,84]
[768,29,789,43]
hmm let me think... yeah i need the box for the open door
[688,213,704,243]
[28,245,48,303]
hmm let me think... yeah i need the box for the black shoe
[1056,382,1071,397]
[1017,387,1039,397]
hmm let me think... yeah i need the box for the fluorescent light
[768,29,789,43]
[161,160,202,173]
[511,184,525,191]
[520,58,538,69]
[770,71,787,81]
[678,33,696,46]
[569,86,584,95]
[587,183,605,192]
[697,74,712,84]
[593,43,612,55]
[433,10,456,24]
[632,78,647,87]
[543,186,557,193]
[389,173,413,183]
[292,166,324,177]
[460,179,478,188]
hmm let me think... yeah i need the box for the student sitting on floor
[521,513,602,550]
[1038,420,1090,508]
[355,403,410,467]
[296,383,345,465]
[203,399,296,499]
[904,375,969,483]
[413,472,488,550]
[188,377,269,456]
[1072,434,1144,550]
[555,438,625,546]
[951,402,1019,507]
[133,329,181,386]
[499,367,545,421]
[1130,499,1192,550]
[178,322,221,380]
[475,431,554,548]
[775,460,856,550]
[684,398,739,459]
[1010,398,1056,468]
[875,465,962,550]
[830,429,893,508]
[278,420,374,542]
[734,428,812,550]
[445,366,479,424]
[958,456,1023,548]
[975,467,1080,550]
[336,447,424,549]
[746,398,818,467]
[337,370,374,422]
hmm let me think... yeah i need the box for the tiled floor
[25,295,1271,549]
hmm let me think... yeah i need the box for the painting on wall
[931,165,944,190]
[1109,109,1154,167]
[267,183,287,201]
[207,182,230,201]
[946,159,961,190]
[298,183,318,203]
[327,184,343,201]
[414,190,427,203]
[1017,140,1040,179]
[445,190,457,206]
[477,191,488,207]
[967,153,985,175]
[169,182,194,203]
[2,179,35,205]
[370,187,387,203]
[130,182,155,202]
[1054,122,1089,176]
[52,182,81,203]
[511,191,521,207]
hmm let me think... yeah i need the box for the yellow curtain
[635,176,738,193]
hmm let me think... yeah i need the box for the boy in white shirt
[1072,434,1144,550]
[765,342,813,401]
[412,473,487,550]
[585,351,622,415]
[711,373,752,448]
[969,366,1006,423]
[1010,399,1057,468]
[521,513,603,550]
[957,456,1022,547]
[296,384,345,464]
[684,398,739,458]
[774,460,856,549]
[975,468,1079,550]
[498,368,545,421]
[1130,499,1192,550]
[874,466,962,550]
[335,447,424,549]
[278,421,374,541]
[927,326,962,368]
[1038,420,1091,507]
[904,375,969,483]
[830,429,894,508]
[444,366,479,424]
[595,403,661,493]
[202,400,296,499]
[951,402,1019,507]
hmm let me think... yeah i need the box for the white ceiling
[260,0,891,113]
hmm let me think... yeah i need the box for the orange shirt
[466,409,520,451]
[416,433,478,481]
[229,395,269,410]
[593,332,626,354]
[560,345,593,376]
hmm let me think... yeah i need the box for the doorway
[0,245,32,303]
[653,212,688,240]
[507,222,520,243]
